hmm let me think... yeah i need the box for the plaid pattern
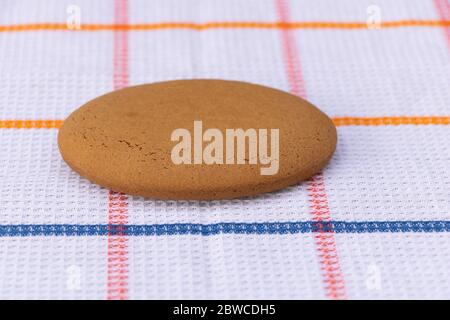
[0,0,449,299]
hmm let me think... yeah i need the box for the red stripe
[107,0,129,301]
[275,0,347,299]
[307,174,347,299]
[434,0,450,50]
[275,0,307,98]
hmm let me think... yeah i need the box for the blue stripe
[0,221,449,237]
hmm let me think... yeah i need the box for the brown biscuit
[58,79,337,200]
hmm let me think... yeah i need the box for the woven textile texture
[0,0,449,299]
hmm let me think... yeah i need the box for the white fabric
[0,0,449,299]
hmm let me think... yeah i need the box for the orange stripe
[333,116,450,126]
[0,20,448,32]
[107,0,129,302]
[0,117,449,129]
[0,120,63,129]
[1,117,449,129]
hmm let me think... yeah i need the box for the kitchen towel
[0,0,449,299]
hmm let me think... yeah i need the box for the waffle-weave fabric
[0,0,449,299]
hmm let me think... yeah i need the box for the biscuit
[58,79,337,199]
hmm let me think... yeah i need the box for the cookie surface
[58,80,337,199]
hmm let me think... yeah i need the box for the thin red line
[434,0,450,50]
[1,116,449,129]
[107,0,129,301]
[0,20,448,32]
[275,0,306,98]
[275,0,347,299]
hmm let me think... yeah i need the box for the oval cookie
[58,80,337,200]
